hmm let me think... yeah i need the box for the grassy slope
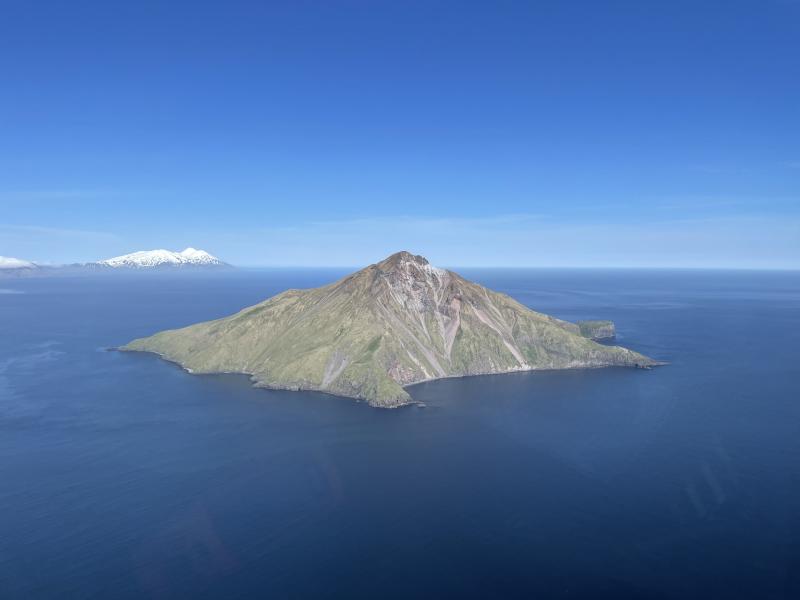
[123,256,657,407]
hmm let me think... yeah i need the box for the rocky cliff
[578,320,616,340]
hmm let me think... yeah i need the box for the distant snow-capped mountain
[0,248,231,277]
[0,256,37,269]
[97,248,227,269]
[0,255,42,277]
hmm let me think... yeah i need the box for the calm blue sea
[1,269,799,599]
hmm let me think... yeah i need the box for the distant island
[0,248,229,276]
[94,247,228,269]
[0,256,40,277]
[122,251,660,408]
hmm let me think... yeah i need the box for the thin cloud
[0,189,116,201]
[225,213,800,269]
[0,224,119,241]
[689,165,753,175]
[0,224,121,264]
[263,214,544,233]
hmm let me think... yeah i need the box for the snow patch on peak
[380,252,451,313]
[178,247,217,261]
[395,254,447,280]
[379,251,445,277]
[418,260,446,279]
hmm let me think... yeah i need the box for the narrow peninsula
[122,252,659,407]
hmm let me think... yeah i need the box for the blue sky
[1,0,798,268]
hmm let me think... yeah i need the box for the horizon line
[233,264,800,272]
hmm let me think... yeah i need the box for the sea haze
[1,269,799,599]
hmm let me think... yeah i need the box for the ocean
[1,269,799,599]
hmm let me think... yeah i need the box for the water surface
[1,269,799,598]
